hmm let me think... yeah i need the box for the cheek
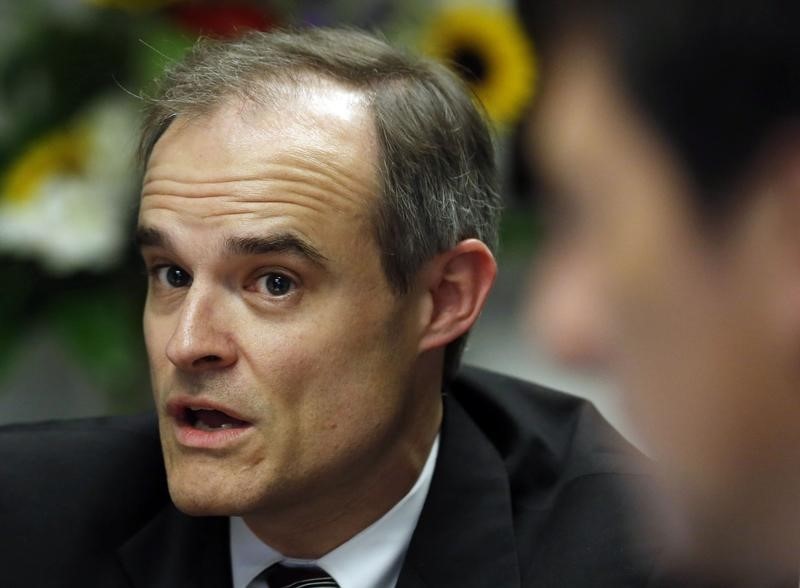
[602,199,705,351]
[142,293,175,347]
[243,319,407,477]
[242,296,410,417]
[615,267,777,475]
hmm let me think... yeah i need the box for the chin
[164,460,258,517]
[168,479,241,517]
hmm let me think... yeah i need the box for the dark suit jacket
[0,367,663,587]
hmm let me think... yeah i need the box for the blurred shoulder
[450,364,640,479]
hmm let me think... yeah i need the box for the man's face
[530,37,800,569]
[139,85,435,527]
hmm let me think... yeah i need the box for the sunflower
[421,4,537,128]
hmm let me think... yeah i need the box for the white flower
[0,95,141,274]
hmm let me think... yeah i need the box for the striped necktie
[261,562,339,588]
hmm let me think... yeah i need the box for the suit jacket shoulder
[0,414,170,585]
[454,365,644,490]
[397,366,658,588]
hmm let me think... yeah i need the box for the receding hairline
[141,70,381,167]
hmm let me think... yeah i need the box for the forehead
[147,81,376,186]
[139,81,380,252]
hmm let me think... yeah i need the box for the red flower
[169,3,276,38]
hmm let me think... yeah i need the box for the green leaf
[46,288,150,412]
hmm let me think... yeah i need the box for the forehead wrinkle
[140,189,350,220]
[142,161,374,222]
[274,150,377,201]
[143,159,372,200]
[140,204,275,221]
[141,165,270,193]
[141,177,264,201]
[139,201,330,226]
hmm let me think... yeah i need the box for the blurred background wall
[0,0,618,435]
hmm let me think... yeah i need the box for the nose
[165,285,238,372]
[526,248,611,367]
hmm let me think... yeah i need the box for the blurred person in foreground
[520,0,800,582]
[0,28,665,587]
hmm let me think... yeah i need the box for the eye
[258,272,295,296]
[154,265,192,288]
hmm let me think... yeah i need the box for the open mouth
[174,405,251,432]
[166,399,253,447]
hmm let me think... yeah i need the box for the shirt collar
[230,516,283,588]
[230,434,440,588]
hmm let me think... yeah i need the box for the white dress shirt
[230,435,440,588]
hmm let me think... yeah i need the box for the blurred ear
[417,239,497,353]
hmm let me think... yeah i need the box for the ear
[417,239,497,353]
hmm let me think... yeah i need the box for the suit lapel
[397,394,520,588]
[117,503,232,588]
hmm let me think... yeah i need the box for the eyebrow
[223,234,329,266]
[135,226,328,267]
[135,226,173,250]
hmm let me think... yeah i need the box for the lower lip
[171,420,253,449]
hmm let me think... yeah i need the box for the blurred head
[137,28,497,554]
[521,0,800,577]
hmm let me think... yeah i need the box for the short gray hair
[139,27,501,380]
